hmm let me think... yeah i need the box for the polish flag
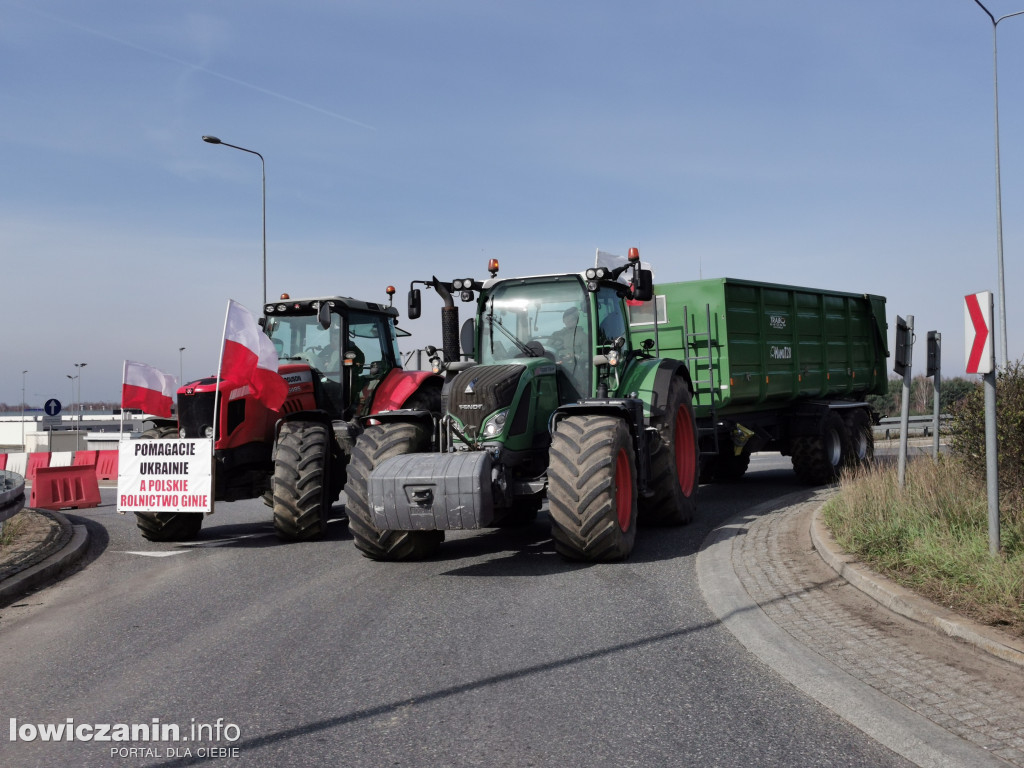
[220,299,288,411]
[122,361,177,418]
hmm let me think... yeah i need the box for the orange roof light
[386,285,396,296]
[488,258,500,276]
[628,247,640,262]
[279,293,290,300]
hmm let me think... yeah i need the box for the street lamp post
[202,135,267,307]
[973,0,1024,367]
[74,362,87,450]
[179,347,186,384]
[66,374,77,448]
[21,370,27,450]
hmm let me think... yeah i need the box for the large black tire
[272,420,333,541]
[844,408,874,467]
[135,427,203,541]
[711,447,751,483]
[791,412,853,485]
[548,415,638,561]
[640,376,699,525]
[135,512,203,542]
[346,422,444,561]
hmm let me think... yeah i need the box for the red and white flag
[219,299,288,411]
[122,361,177,418]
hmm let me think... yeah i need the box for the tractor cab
[263,294,404,421]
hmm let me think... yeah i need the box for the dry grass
[823,456,1024,636]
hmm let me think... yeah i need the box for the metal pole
[898,316,914,489]
[202,136,267,307]
[21,370,27,450]
[985,368,1000,554]
[931,333,941,460]
[179,346,186,384]
[972,1,1024,367]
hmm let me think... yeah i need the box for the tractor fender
[370,369,441,412]
[618,358,693,424]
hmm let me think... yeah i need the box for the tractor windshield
[481,277,591,397]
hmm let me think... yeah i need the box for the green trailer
[629,277,889,484]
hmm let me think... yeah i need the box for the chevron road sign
[965,291,994,375]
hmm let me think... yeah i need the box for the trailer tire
[272,420,333,541]
[711,447,751,483]
[844,409,874,467]
[548,415,637,561]
[135,512,203,542]
[791,412,852,485]
[640,377,698,525]
[141,426,179,440]
[346,422,444,561]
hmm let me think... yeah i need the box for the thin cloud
[15,3,376,131]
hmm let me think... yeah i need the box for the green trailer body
[629,278,889,484]
[629,277,889,417]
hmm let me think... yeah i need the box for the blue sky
[2,0,1023,405]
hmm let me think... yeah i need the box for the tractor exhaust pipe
[430,277,461,364]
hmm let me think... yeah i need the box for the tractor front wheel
[346,422,444,561]
[548,415,637,561]
[272,420,334,541]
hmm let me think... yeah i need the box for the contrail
[15,3,376,131]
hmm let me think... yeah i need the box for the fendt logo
[464,379,477,394]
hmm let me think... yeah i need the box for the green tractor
[345,250,699,562]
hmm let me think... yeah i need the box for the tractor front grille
[447,365,524,436]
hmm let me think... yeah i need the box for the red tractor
[135,291,441,542]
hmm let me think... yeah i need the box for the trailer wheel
[640,376,698,525]
[272,420,333,541]
[711,446,751,483]
[141,426,179,439]
[791,412,852,485]
[346,422,444,561]
[135,512,203,542]
[548,415,637,561]
[844,409,874,467]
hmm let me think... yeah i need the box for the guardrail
[0,469,26,527]
[874,415,951,440]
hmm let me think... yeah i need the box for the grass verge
[823,455,1024,637]
[0,511,28,547]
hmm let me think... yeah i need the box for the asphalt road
[0,454,914,768]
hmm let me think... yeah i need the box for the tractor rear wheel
[548,415,637,561]
[791,412,852,485]
[346,422,444,561]
[640,376,699,525]
[135,512,203,542]
[272,420,333,541]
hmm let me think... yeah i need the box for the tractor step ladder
[683,304,720,456]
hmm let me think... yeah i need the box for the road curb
[810,504,1024,669]
[0,510,89,604]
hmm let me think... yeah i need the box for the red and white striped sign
[964,291,994,375]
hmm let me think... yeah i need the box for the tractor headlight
[483,409,509,437]
[203,426,215,439]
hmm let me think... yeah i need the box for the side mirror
[460,318,476,359]
[317,301,332,330]
[632,269,654,302]
[408,288,422,320]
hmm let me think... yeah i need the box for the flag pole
[210,300,234,514]
[120,360,127,439]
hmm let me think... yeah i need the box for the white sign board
[117,439,213,514]
[964,291,994,375]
